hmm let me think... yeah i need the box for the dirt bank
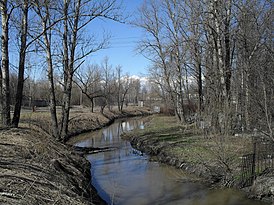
[0,106,152,205]
[122,115,273,204]
[0,127,104,205]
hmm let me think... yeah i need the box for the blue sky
[9,0,149,80]
[85,0,150,76]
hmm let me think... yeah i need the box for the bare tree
[32,0,122,139]
[115,65,130,112]
[12,0,29,127]
[100,56,116,111]
[234,0,273,134]
[200,0,236,133]
[59,0,123,140]
[136,0,203,122]
[136,0,184,120]
[0,0,12,126]
[137,0,273,136]
[75,64,102,112]
[187,0,205,113]
[119,74,130,111]
[8,0,60,128]
[32,0,61,138]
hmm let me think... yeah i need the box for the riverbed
[68,117,268,205]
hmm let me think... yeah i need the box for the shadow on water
[69,117,268,205]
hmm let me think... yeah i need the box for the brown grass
[0,127,102,205]
[0,106,152,205]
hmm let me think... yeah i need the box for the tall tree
[0,0,11,126]
[33,0,60,138]
[10,0,60,128]
[60,0,122,139]
[12,0,29,127]
[187,0,204,113]
[136,0,182,120]
[33,0,122,139]
[235,0,273,133]
[61,0,123,139]
[200,0,236,133]
[137,0,273,136]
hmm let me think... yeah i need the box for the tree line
[7,58,144,113]
[135,0,273,138]
[1,0,273,140]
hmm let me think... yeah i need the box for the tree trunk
[33,0,60,138]
[0,64,2,124]
[224,0,232,98]
[61,77,72,139]
[60,0,70,140]
[91,98,94,113]
[44,24,59,139]
[1,0,11,126]
[12,0,29,127]
[60,0,81,140]
[46,45,59,139]
[262,81,273,139]
[212,0,227,100]
[245,71,251,131]
[120,89,129,112]
[197,60,203,113]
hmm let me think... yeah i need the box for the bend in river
[68,117,268,205]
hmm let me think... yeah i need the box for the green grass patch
[126,115,255,175]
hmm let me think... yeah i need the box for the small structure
[138,100,144,107]
[153,106,160,113]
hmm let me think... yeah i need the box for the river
[68,117,268,205]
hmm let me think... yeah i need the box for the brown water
[68,117,268,205]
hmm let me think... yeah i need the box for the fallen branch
[0,192,20,199]
[72,145,117,154]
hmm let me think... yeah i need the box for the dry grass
[0,106,152,205]
[124,115,254,185]
[0,128,101,205]
[20,106,152,138]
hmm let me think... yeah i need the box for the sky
[85,0,150,77]
[8,0,150,81]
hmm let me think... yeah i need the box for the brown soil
[0,106,152,205]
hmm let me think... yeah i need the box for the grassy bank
[0,106,152,205]
[20,106,152,141]
[122,115,273,203]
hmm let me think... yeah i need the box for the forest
[0,0,273,141]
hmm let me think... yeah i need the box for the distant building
[32,99,48,107]
[22,96,48,107]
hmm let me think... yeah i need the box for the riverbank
[0,106,152,205]
[121,115,274,204]
[21,106,152,142]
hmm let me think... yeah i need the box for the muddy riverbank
[0,107,152,205]
[121,115,274,204]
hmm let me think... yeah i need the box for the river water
[68,117,268,205]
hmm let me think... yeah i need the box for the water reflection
[71,117,268,205]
